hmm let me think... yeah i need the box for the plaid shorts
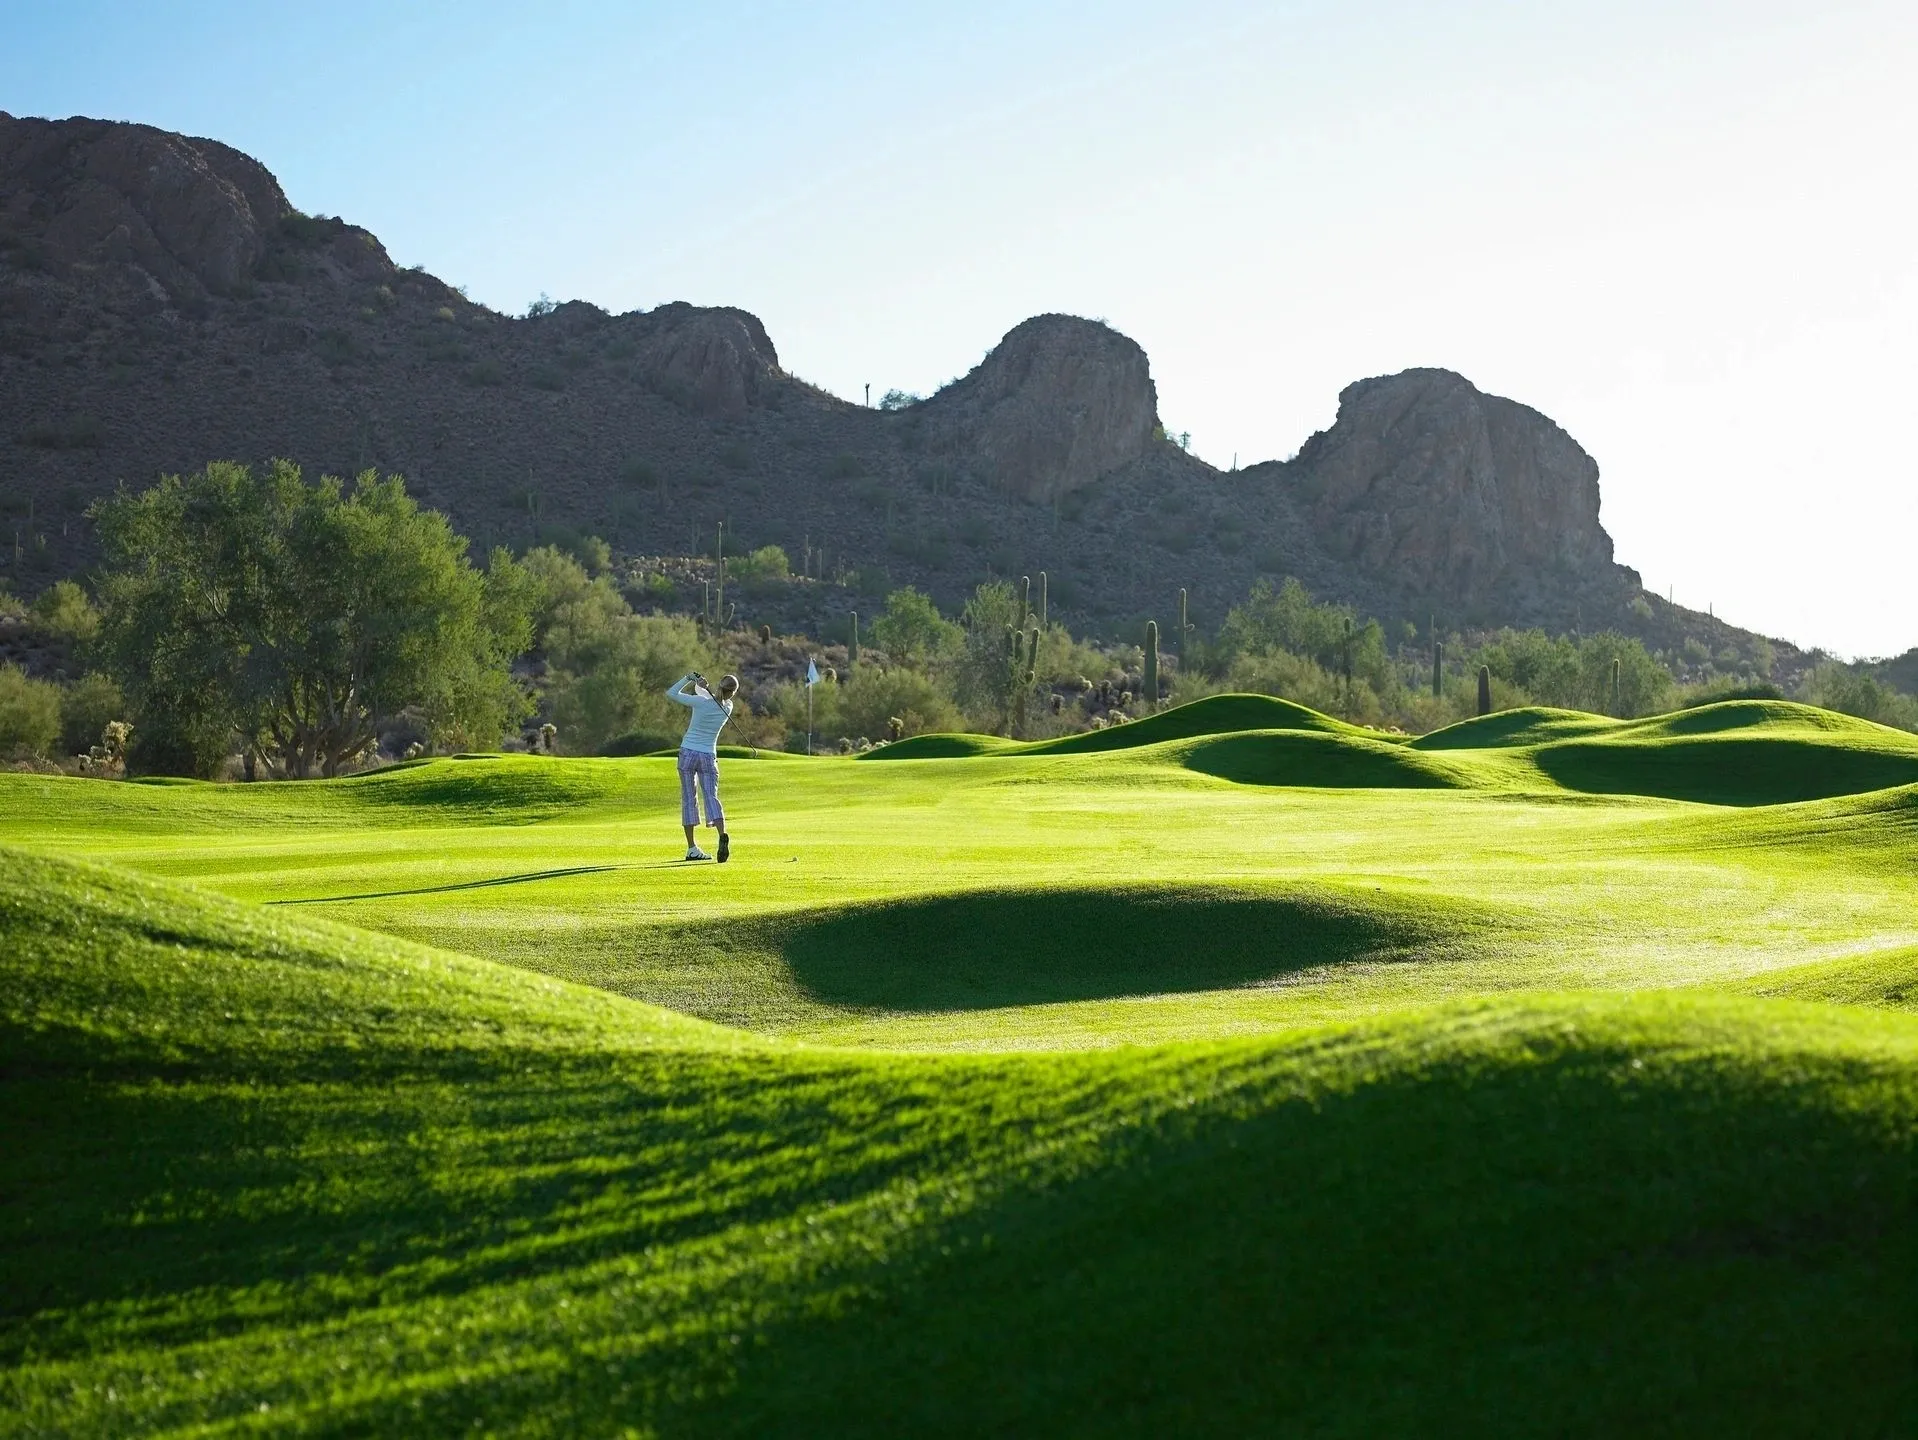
[677,748,723,829]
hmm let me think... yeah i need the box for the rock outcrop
[1278,368,1622,610]
[922,314,1158,502]
[628,302,782,418]
[0,112,290,300]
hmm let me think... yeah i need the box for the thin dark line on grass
[269,865,623,904]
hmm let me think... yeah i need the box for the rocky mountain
[0,111,1805,678]
[1255,369,1617,616]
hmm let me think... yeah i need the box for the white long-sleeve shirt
[666,674,734,754]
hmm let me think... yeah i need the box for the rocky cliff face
[921,314,1158,502]
[0,112,291,300]
[1272,368,1628,614]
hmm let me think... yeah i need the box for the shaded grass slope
[3,847,1916,1435]
[1531,701,1918,805]
[769,881,1491,1012]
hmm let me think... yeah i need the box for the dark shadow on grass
[272,864,620,904]
[778,884,1461,1012]
[659,1033,1912,1439]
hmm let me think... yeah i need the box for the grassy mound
[865,694,1352,762]
[862,732,1022,760]
[6,846,1918,1434]
[1533,726,1918,806]
[1712,943,1918,1012]
[1025,693,1356,753]
[1411,705,1621,750]
[1171,728,1487,789]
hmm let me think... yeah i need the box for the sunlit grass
[4,695,1917,1432]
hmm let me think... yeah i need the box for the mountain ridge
[0,111,1807,683]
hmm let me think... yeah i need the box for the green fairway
[4,695,1917,1433]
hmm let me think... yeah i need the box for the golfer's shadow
[778,885,1434,1012]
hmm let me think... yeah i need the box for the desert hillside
[0,111,1797,673]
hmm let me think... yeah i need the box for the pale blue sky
[6,1,1915,655]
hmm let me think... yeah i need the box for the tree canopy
[92,461,533,777]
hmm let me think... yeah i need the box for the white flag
[806,657,820,687]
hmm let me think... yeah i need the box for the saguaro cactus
[1144,620,1159,714]
[715,521,726,628]
[1038,571,1049,630]
[1343,617,1354,700]
[1178,588,1190,666]
[1433,641,1444,699]
[1611,657,1622,716]
[1014,625,1039,735]
[848,612,860,674]
[1478,665,1492,717]
[1017,575,1031,635]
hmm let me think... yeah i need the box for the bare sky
[7,0,1914,654]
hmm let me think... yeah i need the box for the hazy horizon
[6,0,1914,658]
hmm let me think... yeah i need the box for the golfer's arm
[664,673,696,707]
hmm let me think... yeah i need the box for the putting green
[4,695,1916,1433]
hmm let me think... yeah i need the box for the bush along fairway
[4,695,1918,1435]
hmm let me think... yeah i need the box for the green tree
[871,586,961,667]
[0,664,61,758]
[951,581,1039,734]
[522,546,712,753]
[93,461,533,778]
[1218,578,1352,669]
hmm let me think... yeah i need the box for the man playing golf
[666,671,736,862]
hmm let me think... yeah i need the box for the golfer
[666,671,736,862]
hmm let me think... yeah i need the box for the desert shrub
[719,442,752,471]
[730,546,790,583]
[277,211,334,248]
[0,664,61,758]
[833,668,962,741]
[464,360,504,387]
[631,572,676,606]
[30,579,99,645]
[59,672,123,757]
[1800,664,1918,732]
[871,587,961,666]
[1226,648,1344,714]
[1218,578,1354,671]
[1680,682,1787,709]
[529,364,565,392]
